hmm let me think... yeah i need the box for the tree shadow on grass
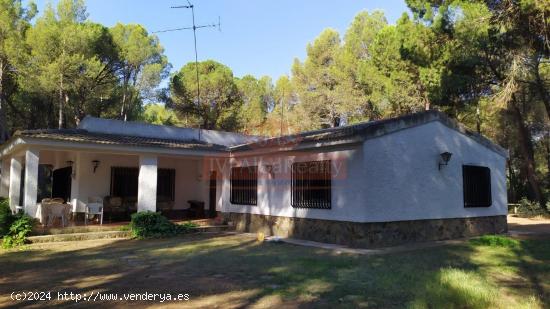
[0,234,547,308]
[511,237,550,304]
[0,236,479,308]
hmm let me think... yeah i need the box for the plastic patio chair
[85,197,104,225]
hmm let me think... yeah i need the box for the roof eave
[1,136,229,158]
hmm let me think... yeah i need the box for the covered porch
[0,146,224,226]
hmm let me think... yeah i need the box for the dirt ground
[507,215,550,234]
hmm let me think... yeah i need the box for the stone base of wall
[222,212,508,248]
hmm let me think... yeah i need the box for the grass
[469,235,520,248]
[0,233,548,308]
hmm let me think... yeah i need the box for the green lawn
[0,233,548,308]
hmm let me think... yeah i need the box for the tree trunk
[0,60,10,142]
[202,114,208,130]
[507,159,516,203]
[120,85,127,121]
[58,74,64,129]
[510,100,545,206]
[545,130,550,185]
[534,61,550,120]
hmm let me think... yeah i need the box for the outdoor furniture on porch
[157,197,174,215]
[104,196,124,219]
[123,197,137,214]
[40,198,71,227]
[85,197,104,225]
[187,200,205,218]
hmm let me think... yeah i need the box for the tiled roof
[15,129,228,152]
[230,110,508,157]
[7,111,507,157]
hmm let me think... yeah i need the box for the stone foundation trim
[222,212,507,248]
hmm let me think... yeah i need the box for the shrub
[130,212,195,239]
[2,213,35,249]
[516,198,549,216]
[469,235,520,248]
[178,221,199,230]
[0,198,15,237]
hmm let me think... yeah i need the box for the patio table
[37,202,72,226]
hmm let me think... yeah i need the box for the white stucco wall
[220,145,367,222]
[219,121,507,223]
[361,121,507,222]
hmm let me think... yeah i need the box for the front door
[52,167,72,202]
[209,171,217,218]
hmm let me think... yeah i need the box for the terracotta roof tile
[16,129,228,152]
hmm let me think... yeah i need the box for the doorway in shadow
[52,167,72,202]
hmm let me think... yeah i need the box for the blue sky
[29,0,410,81]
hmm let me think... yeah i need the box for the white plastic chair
[85,197,104,226]
[45,203,71,227]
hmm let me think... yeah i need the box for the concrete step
[27,225,232,243]
[193,225,232,233]
[28,230,131,243]
[32,225,127,235]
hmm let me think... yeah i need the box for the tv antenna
[154,0,221,110]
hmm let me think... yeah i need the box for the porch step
[193,225,232,233]
[32,225,127,235]
[185,219,223,227]
[28,230,131,243]
[27,225,231,243]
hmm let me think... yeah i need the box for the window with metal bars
[110,167,175,201]
[462,165,492,207]
[291,160,331,209]
[230,166,258,205]
[157,168,176,201]
[111,167,138,198]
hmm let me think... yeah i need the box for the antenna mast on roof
[154,1,221,140]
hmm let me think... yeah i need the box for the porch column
[0,159,10,198]
[70,152,82,212]
[8,156,22,211]
[137,155,157,212]
[23,148,39,217]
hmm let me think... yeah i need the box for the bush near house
[129,211,197,239]
[0,198,15,237]
[516,198,550,217]
[2,213,35,249]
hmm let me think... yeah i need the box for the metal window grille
[230,166,258,205]
[110,167,175,201]
[462,165,492,207]
[291,160,331,209]
[157,169,176,201]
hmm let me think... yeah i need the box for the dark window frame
[157,168,176,201]
[230,166,258,205]
[110,167,176,201]
[291,160,331,209]
[462,165,492,208]
[110,167,139,198]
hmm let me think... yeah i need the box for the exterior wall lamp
[92,160,100,173]
[438,152,452,170]
[265,165,275,178]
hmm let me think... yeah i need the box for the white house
[0,111,508,247]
